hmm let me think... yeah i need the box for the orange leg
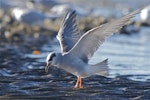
[74,77,83,88]
[79,78,83,88]
[74,77,80,88]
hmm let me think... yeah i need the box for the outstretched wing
[67,8,142,62]
[57,10,82,53]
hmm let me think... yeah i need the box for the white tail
[89,59,109,77]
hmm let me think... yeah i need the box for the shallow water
[0,27,150,99]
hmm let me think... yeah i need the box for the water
[0,0,150,99]
[90,27,150,80]
[0,29,150,99]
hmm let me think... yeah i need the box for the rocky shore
[1,2,149,48]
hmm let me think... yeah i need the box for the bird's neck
[52,53,62,68]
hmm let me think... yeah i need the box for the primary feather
[67,8,142,62]
[57,10,82,53]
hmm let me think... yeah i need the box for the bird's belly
[56,55,89,78]
[59,63,89,78]
[60,65,79,76]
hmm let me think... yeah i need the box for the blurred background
[0,0,150,99]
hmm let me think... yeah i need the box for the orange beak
[45,63,51,73]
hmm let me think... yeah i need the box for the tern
[45,8,142,88]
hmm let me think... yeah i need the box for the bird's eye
[48,53,56,61]
[49,57,52,61]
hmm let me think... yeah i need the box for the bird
[45,8,143,88]
[140,5,150,24]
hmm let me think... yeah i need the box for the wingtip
[61,9,77,26]
[68,10,76,17]
[63,9,77,21]
[72,10,76,14]
[104,58,108,63]
[131,6,147,15]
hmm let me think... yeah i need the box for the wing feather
[67,8,142,62]
[57,10,82,53]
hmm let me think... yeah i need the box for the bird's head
[45,52,56,73]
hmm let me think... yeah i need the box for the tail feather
[90,59,109,77]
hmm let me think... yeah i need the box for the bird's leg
[74,77,80,88]
[79,77,83,88]
[74,77,83,88]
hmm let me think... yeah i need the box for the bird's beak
[45,63,51,73]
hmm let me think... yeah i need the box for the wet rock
[0,8,57,45]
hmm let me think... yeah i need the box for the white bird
[140,5,150,24]
[45,8,142,88]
